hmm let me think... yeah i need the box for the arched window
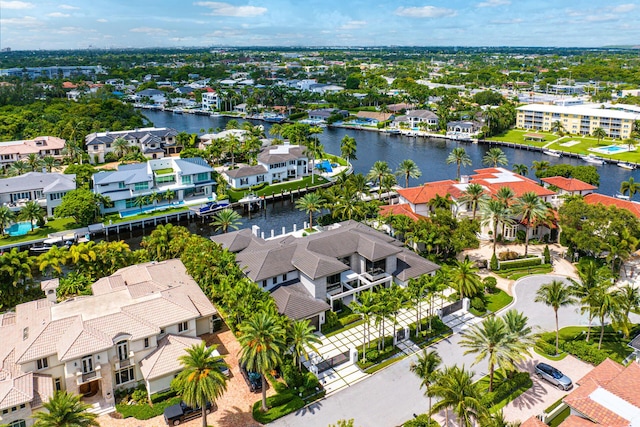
[116,340,128,361]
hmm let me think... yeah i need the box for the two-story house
[211,220,440,329]
[0,137,66,170]
[0,259,216,423]
[92,158,215,215]
[0,172,76,216]
[85,128,179,164]
[392,110,439,130]
[201,91,221,111]
[540,176,596,207]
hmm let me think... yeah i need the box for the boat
[386,129,401,135]
[197,200,230,215]
[615,193,631,200]
[579,154,605,165]
[542,149,562,158]
[618,162,636,170]
[263,114,286,123]
[29,243,54,254]
[172,108,183,114]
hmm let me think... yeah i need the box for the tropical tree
[367,160,393,198]
[531,160,550,176]
[535,280,574,354]
[396,159,422,188]
[449,259,482,300]
[288,319,322,370]
[512,163,528,176]
[459,183,486,220]
[210,208,242,234]
[482,148,508,168]
[8,160,28,176]
[620,177,640,199]
[614,284,640,338]
[33,390,98,427]
[495,186,515,208]
[37,245,69,278]
[112,137,130,158]
[26,153,43,171]
[550,120,566,136]
[350,290,378,361]
[592,286,621,350]
[480,199,513,258]
[295,192,325,228]
[410,349,442,416]
[133,195,148,213]
[446,147,472,180]
[592,127,607,144]
[340,135,358,162]
[514,192,549,256]
[238,312,286,412]
[429,365,487,427]
[172,342,228,427]
[19,200,43,231]
[0,205,15,236]
[165,189,175,202]
[42,156,59,172]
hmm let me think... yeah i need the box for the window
[365,259,386,276]
[196,172,210,182]
[134,182,149,191]
[54,378,62,391]
[115,366,135,385]
[125,199,136,208]
[181,175,192,185]
[156,175,175,184]
[118,182,126,189]
[281,273,287,282]
[178,321,188,332]
[23,327,28,340]
[326,273,341,286]
[36,357,48,370]
[81,356,93,374]
[256,175,264,183]
[144,338,149,348]
[116,340,129,361]
[9,420,26,427]
[240,178,249,186]
[160,328,165,335]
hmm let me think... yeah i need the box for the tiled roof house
[84,127,179,164]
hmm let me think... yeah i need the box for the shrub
[104,152,119,163]
[490,254,498,270]
[471,296,486,312]
[516,230,526,243]
[498,250,519,261]
[482,372,532,408]
[498,257,543,270]
[288,112,307,121]
[252,392,305,424]
[131,388,148,404]
[563,340,611,365]
[324,311,339,329]
[535,338,558,356]
[483,276,498,293]
[404,414,439,427]
[544,245,551,264]
[281,362,304,388]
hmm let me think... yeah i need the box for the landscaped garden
[115,387,181,420]
[477,370,533,413]
[486,129,555,147]
[227,175,330,202]
[0,217,76,245]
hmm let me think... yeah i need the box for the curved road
[270,274,614,427]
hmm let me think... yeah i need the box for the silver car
[535,363,572,390]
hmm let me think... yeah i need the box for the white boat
[579,154,605,165]
[618,162,636,170]
[615,193,631,200]
[542,149,562,158]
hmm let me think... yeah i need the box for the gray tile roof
[174,158,214,175]
[224,165,267,179]
[0,172,76,195]
[629,334,640,351]
[394,251,440,282]
[271,283,330,320]
[85,127,177,146]
[257,145,306,164]
[210,228,256,252]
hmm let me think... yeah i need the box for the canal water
[116,110,640,246]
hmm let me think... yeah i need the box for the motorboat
[615,192,631,200]
[197,200,230,215]
[542,149,562,158]
[579,154,605,165]
[618,162,636,170]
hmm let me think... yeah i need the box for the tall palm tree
[340,135,358,162]
[210,208,242,234]
[26,153,43,171]
[410,349,442,416]
[614,284,640,339]
[550,120,566,136]
[350,290,378,361]
[19,200,43,231]
[295,192,325,228]
[620,177,640,199]
[288,319,322,370]
[446,147,472,180]
[480,199,513,258]
[495,186,515,208]
[512,163,528,176]
[0,205,15,236]
[223,133,242,169]
[592,127,607,144]
[134,195,148,213]
[367,160,393,199]
[238,312,286,412]
[429,365,487,427]
[482,148,508,168]
[42,156,59,173]
[531,160,550,176]
[396,159,422,188]
[571,261,602,342]
[112,137,130,158]
[514,191,549,256]
[535,280,574,354]
[592,286,620,350]
[33,390,98,427]
[37,245,69,278]
[449,259,482,300]
[8,160,28,177]
[172,342,228,427]
[459,183,486,219]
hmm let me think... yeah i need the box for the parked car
[535,363,572,390]
[163,401,212,426]
[240,364,265,392]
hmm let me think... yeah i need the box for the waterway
[118,110,640,245]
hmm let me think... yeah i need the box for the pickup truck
[163,401,212,426]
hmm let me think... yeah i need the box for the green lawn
[533,346,568,361]
[104,206,191,224]
[548,407,571,427]
[228,175,329,202]
[496,264,553,280]
[476,370,533,413]
[486,129,555,147]
[546,326,635,363]
[486,290,514,312]
[544,136,640,162]
[0,217,76,246]
[153,168,174,175]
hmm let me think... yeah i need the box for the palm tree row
[4,155,60,177]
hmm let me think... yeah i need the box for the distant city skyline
[1,0,639,51]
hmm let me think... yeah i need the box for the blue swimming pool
[591,145,629,155]
[315,160,333,173]
[120,206,158,218]
[5,221,37,236]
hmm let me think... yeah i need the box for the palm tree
[33,390,98,427]
[26,153,43,171]
[429,365,487,427]
[42,156,59,172]
[550,120,566,136]
[133,195,148,213]
[164,189,175,202]
[620,177,640,199]
[367,160,393,198]
[495,186,515,207]
[480,199,513,258]
[350,291,377,361]
[531,160,550,176]
[112,137,130,158]
[223,133,242,169]
[514,192,549,256]
[614,284,640,339]
[8,160,28,177]
[238,312,286,412]
[269,123,283,141]
[210,208,242,233]
[535,280,574,354]
[37,245,69,278]
[449,259,482,300]
[19,200,43,231]
[288,319,322,370]
[172,342,228,427]
[0,205,15,236]
[446,147,472,180]
[459,183,486,219]
[482,148,508,168]
[592,127,607,145]
[295,192,325,229]
[340,135,358,162]
[410,349,442,416]
[592,286,620,350]
[512,163,528,176]
[396,159,422,188]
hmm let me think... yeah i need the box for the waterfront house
[211,220,440,328]
[85,128,179,164]
[583,193,640,219]
[197,129,249,150]
[134,89,166,105]
[308,109,349,122]
[540,176,596,207]
[92,157,215,215]
[201,91,221,111]
[0,172,76,216]
[0,136,66,170]
[0,259,216,423]
[355,111,394,125]
[392,110,438,130]
[446,121,482,140]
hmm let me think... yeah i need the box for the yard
[227,175,329,202]
[0,217,76,246]
[486,129,555,147]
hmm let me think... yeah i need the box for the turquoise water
[120,206,158,219]
[5,222,37,236]
[596,145,626,154]
[316,160,333,173]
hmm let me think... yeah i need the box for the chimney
[460,175,469,184]
[41,278,60,303]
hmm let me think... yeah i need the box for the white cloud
[0,15,38,26]
[477,0,510,7]
[130,27,170,36]
[583,14,618,22]
[205,29,245,38]
[394,6,456,18]
[48,12,70,18]
[340,20,367,30]
[0,1,34,9]
[611,3,635,13]
[96,18,107,22]
[59,4,79,9]
[490,18,523,24]
[194,2,267,17]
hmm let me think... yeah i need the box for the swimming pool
[5,221,37,236]
[315,160,333,173]
[120,205,158,218]
[590,145,630,155]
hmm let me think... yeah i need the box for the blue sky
[1,0,639,50]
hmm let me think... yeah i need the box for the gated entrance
[316,349,350,373]
[441,299,463,317]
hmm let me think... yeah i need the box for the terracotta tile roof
[577,358,624,386]
[139,334,203,380]
[355,111,393,121]
[604,361,640,408]
[584,193,640,218]
[541,176,597,192]
[563,379,629,427]
[520,416,548,427]
[379,203,426,221]
[396,180,459,204]
[559,415,597,427]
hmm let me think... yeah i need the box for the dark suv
[240,364,265,392]
[163,401,212,426]
[535,363,573,390]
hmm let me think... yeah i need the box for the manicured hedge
[252,392,305,424]
[535,338,559,356]
[563,340,611,365]
[482,372,532,409]
[497,257,543,270]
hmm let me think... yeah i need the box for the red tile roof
[577,358,624,386]
[521,416,548,427]
[584,193,640,219]
[559,415,597,427]
[396,180,460,204]
[541,176,597,192]
[563,379,629,427]
[379,203,425,222]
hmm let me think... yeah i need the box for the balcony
[327,270,392,305]
[76,364,101,385]
[112,351,135,370]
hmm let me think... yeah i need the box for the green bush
[490,253,499,270]
[563,340,611,365]
[288,112,308,121]
[324,311,339,329]
[471,296,486,312]
[498,257,542,270]
[544,245,551,264]
[482,372,532,409]
[404,414,439,427]
[535,338,559,356]
[281,362,304,388]
[340,313,361,326]
[131,388,148,403]
[483,276,498,293]
[516,230,526,243]
[498,250,519,261]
